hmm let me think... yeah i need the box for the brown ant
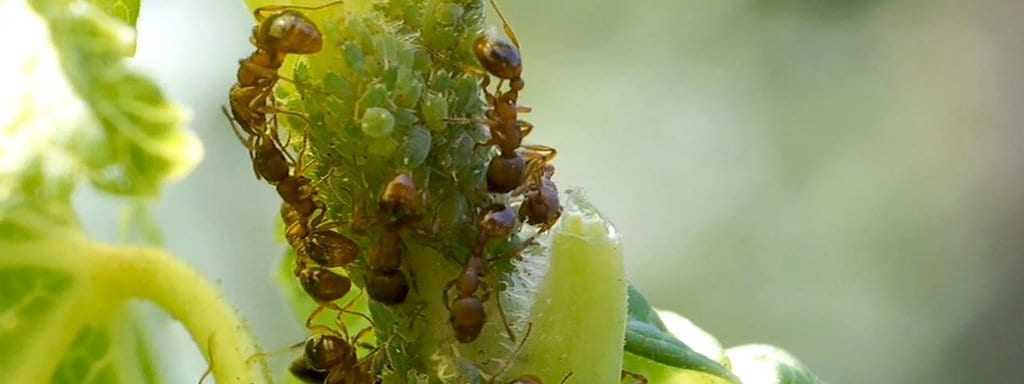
[446,247,488,343]
[443,204,519,343]
[227,1,342,152]
[292,329,377,384]
[365,228,410,305]
[282,203,372,334]
[514,148,561,233]
[459,0,563,197]
[364,172,423,305]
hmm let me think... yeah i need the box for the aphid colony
[222,1,572,382]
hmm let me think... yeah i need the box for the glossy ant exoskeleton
[365,172,422,305]
[443,204,518,343]
[292,329,377,384]
[225,2,343,161]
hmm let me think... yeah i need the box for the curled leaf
[726,345,827,384]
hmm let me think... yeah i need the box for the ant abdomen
[257,11,324,55]
[287,356,328,383]
[303,334,353,371]
[253,140,290,183]
[298,266,352,303]
[450,296,486,343]
[487,154,525,193]
[474,34,522,81]
[480,203,517,240]
[379,172,422,227]
[366,270,410,305]
[306,231,359,268]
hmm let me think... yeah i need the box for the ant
[458,0,562,197]
[290,328,378,384]
[514,149,561,233]
[443,204,518,343]
[366,228,409,305]
[365,172,422,305]
[282,202,372,335]
[226,1,342,155]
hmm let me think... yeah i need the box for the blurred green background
[75,0,1024,383]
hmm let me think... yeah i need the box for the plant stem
[89,243,271,384]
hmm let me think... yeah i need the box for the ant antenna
[490,323,533,382]
[197,334,216,384]
[487,0,520,49]
[254,0,346,21]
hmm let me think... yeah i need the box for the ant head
[474,34,522,80]
[259,10,324,55]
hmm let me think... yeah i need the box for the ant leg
[305,305,340,337]
[197,334,215,384]
[351,326,375,345]
[407,302,428,331]
[333,288,376,328]
[478,280,493,302]
[518,120,534,138]
[245,339,304,366]
[491,323,534,381]
[441,279,457,310]
[494,290,516,342]
[523,144,557,163]
[221,106,256,151]
[487,0,521,49]
[559,371,575,384]
[620,370,648,384]
[253,1,345,21]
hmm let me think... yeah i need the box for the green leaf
[627,283,669,332]
[725,345,828,384]
[87,0,140,30]
[1,0,202,215]
[0,214,160,384]
[84,0,141,55]
[0,210,271,384]
[624,287,740,383]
